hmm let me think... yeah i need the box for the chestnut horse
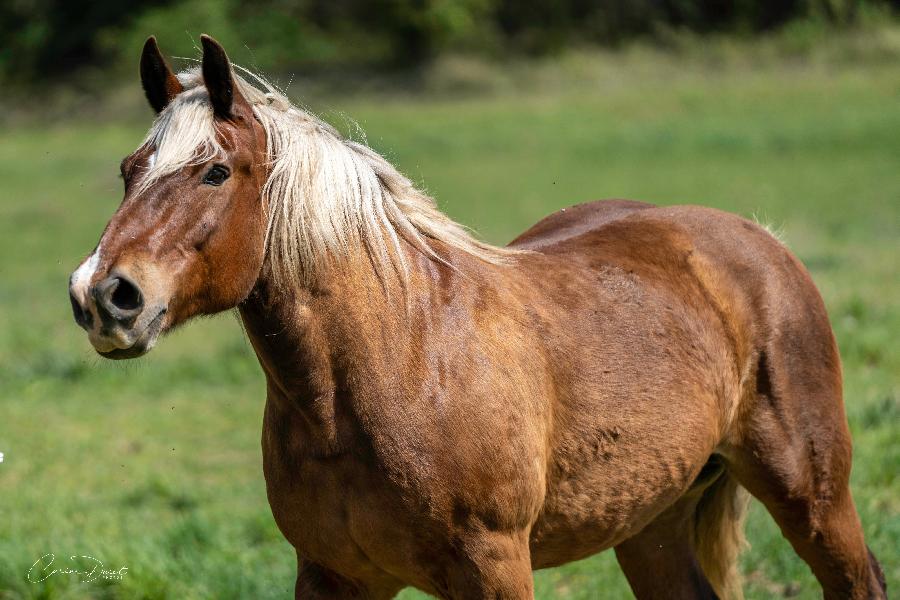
[69,36,886,599]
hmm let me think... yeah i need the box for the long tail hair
[693,470,751,599]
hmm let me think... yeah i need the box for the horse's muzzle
[69,270,166,359]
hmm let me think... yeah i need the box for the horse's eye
[203,165,230,186]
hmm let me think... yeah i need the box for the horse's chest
[261,433,421,578]
[262,455,367,569]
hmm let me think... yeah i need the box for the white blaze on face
[70,246,102,306]
[147,152,157,170]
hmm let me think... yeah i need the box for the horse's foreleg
[295,557,401,600]
[440,530,534,600]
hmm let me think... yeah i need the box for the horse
[68,35,886,599]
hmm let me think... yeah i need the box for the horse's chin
[95,309,166,360]
[98,341,155,360]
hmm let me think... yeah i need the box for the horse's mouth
[97,308,167,360]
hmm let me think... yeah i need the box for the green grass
[1,46,898,599]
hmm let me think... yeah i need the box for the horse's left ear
[140,36,183,114]
[201,34,244,119]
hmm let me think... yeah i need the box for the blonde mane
[135,67,515,289]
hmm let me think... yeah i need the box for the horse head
[69,36,269,358]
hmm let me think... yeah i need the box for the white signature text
[27,553,128,584]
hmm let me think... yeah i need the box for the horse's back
[512,200,822,361]
[509,199,655,250]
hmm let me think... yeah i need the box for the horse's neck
[237,249,431,455]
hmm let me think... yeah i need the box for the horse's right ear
[140,36,183,114]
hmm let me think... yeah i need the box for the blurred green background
[1,1,898,599]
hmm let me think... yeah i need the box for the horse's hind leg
[614,489,718,600]
[722,349,887,599]
[615,457,744,600]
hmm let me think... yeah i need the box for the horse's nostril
[110,276,143,311]
[94,275,144,322]
[69,289,93,329]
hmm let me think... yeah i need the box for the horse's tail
[693,469,751,600]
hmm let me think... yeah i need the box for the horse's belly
[529,429,716,569]
[529,488,660,568]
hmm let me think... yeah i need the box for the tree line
[0,0,893,86]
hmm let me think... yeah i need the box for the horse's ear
[140,36,182,114]
[200,34,242,119]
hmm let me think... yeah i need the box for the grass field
[0,41,898,599]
